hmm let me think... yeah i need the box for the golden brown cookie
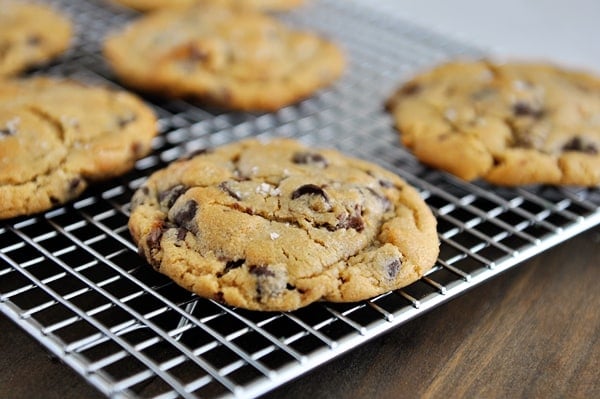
[128,138,439,311]
[0,77,157,219]
[0,1,72,77]
[111,0,304,12]
[103,5,345,111]
[386,60,600,186]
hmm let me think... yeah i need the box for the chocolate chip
[378,179,394,188]
[1,118,19,137]
[563,136,598,154]
[336,206,365,232]
[291,184,329,201]
[214,291,225,302]
[219,181,241,200]
[146,225,164,256]
[337,214,364,232]
[512,102,544,118]
[224,258,245,274]
[384,259,401,280]
[0,127,14,137]
[131,141,145,157]
[292,152,328,167]
[187,45,209,62]
[158,185,188,209]
[400,82,422,96]
[117,113,137,128]
[250,265,286,301]
[250,265,275,277]
[172,200,198,233]
[68,178,81,194]
[26,35,42,46]
[176,228,188,241]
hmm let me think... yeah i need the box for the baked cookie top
[103,5,345,111]
[0,1,72,77]
[128,138,439,311]
[386,60,600,186]
[0,77,157,219]
[111,0,304,12]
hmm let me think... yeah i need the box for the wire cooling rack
[2,0,600,398]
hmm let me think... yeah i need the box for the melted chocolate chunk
[512,102,544,118]
[68,177,81,194]
[337,206,365,232]
[187,45,209,62]
[250,265,275,277]
[384,259,401,280]
[250,265,286,300]
[337,214,365,232]
[176,228,188,241]
[292,152,328,167]
[146,225,164,255]
[219,181,241,200]
[0,128,13,137]
[172,200,199,233]
[159,185,188,209]
[117,113,137,128]
[26,35,42,46]
[291,184,329,201]
[400,82,422,96]
[131,141,144,157]
[562,136,598,154]
[0,118,19,137]
[378,179,394,188]
[224,258,245,274]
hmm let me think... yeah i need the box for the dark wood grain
[1,227,598,399]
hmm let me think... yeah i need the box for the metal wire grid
[1,0,599,398]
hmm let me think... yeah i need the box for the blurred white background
[354,0,600,71]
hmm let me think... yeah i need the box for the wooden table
[1,226,598,399]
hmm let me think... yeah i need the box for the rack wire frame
[1,0,599,398]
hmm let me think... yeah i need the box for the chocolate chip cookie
[103,5,345,111]
[0,77,157,219]
[111,0,304,12]
[128,138,439,311]
[386,60,600,186]
[0,1,72,77]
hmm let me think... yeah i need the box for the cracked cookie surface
[0,77,157,219]
[103,5,345,111]
[112,0,304,12]
[386,60,600,186]
[0,1,72,77]
[128,138,439,311]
